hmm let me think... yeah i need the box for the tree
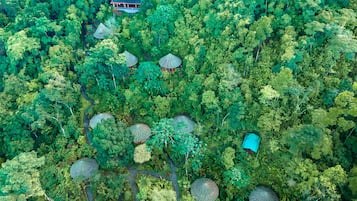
[0,74,34,158]
[134,62,166,96]
[348,166,357,199]
[284,124,332,160]
[76,39,127,91]
[5,30,40,73]
[146,5,176,47]
[29,71,80,138]
[0,151,45,200]
[147,118,204,174]
[91,119,134,168]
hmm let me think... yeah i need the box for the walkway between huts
[80,84,180,201]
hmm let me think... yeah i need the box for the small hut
[159,53,182,72]
[190,178,219,201]
[93,23,112,39]
[172,115,196,133]
[89,113,114,129]
[124,50,138,68]
[242,133,261,154]
[70,158,99,180]
[249,186,279,201]
[129,123,151,144]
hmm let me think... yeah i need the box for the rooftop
[112,0,141,3]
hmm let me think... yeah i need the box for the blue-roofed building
[111,0,141,13]
[242,133,261,154]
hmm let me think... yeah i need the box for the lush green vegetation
[0,0,356,200]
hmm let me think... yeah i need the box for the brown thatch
[159,53,182,69]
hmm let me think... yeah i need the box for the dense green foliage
[0,0,356,200]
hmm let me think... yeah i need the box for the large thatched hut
[159,53,182,72]
[89,113,114,129]
[172,115,196,133]
[129,123,151,144]
[93,23,112,39]
[123,50,138,67]
[249,186,279,201]
[190,178,219,201]
[70,158,98,180]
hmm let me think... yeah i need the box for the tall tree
[134,62,166,96]
[76,39,127,91]
[0,151,45,200]
[146,5,177,48]
[91,119,134,168]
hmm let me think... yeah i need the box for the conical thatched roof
[129,123,151,144]
[89,113,114,129]
[190,178,219,201]
[172,115,196,133]
[93,23,112,39]
[70,158,98,180]
[159,53,182,69]
[249,186,279,201]
[124,51,138,67]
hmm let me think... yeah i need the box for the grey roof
[249,186,279,201]
[129,123,151,144]
[93,23,112,39]
[172,115,196,133]
[190,178,219,201]
[70,158,98,180]
[159,53,182,69]
[124,51,138,67]
[89,113,114,129]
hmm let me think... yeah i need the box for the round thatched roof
[129,123,151,144]
[249,186,279,201]
[124,51,138,67]
[70,158,98,180]
[93,23,112,39]
[89,113,114,129]
[190,178,219,201]
[159,53,182,69]
[172,115,196,133]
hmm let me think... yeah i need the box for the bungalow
[110,0,141,13]
[159,53,182,73]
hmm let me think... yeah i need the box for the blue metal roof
[242,133,261,153]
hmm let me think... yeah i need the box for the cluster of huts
[72,1,274,199]
[78,112,266,200]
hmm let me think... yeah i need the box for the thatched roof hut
[249,186,279,201]
[190,178,219,201]
[70,158,98,180]
[172,115,196,133]
[129,123,151,144]
[93,23,112,39]
[89,113,114,129]
[124,50,138,67]
[159,53,182,71]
